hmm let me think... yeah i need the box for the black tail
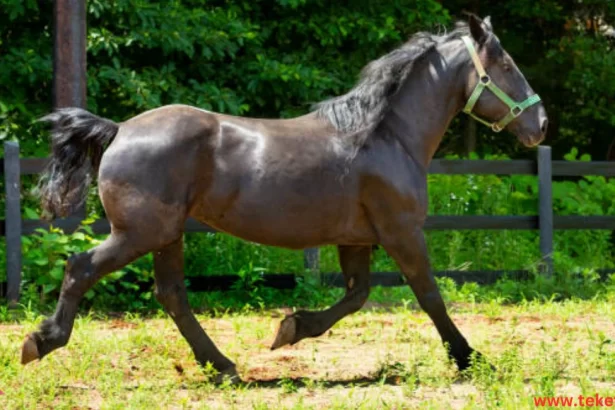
[37,107,119,220]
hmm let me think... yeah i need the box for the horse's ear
[483,16,493,31]
[469,14,490,45]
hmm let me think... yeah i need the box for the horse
[21,15,547,383]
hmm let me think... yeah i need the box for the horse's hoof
[456,350,496,373]
[270,316,297,350]
[21,335,39,365]
[214,366,241,385]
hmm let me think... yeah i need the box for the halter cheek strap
[461,36,541,132]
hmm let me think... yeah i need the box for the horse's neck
[382,43,468,169]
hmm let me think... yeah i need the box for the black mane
[314,21,470,134]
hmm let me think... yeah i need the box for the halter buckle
[511,105,523,117]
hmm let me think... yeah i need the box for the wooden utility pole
[53,0,87,109]
[53,0,87,218]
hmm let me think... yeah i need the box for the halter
[461,36,541,132]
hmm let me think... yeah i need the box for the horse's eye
[503,63,511,72]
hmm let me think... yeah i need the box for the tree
[1,0,613,162]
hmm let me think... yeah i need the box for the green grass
[2,279,615,409]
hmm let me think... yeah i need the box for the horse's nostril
[541,118,548,135]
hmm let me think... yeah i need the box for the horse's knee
[155,283,186,314]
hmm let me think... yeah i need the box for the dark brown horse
[22,15,547,383]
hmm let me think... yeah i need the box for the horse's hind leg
[271,245,371,349]
[21,175,189,364]
[153,238,238,382]
[21,232,146,364]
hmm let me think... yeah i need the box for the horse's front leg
[379,222,486,371]
[271,245,371,349]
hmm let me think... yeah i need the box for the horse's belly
[191,188,375,249]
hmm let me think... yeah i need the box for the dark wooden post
[538,145,553,275]
[53,0,87,109]
[303,248,320,285]
[4,141,22,304]
[53,0,87,216]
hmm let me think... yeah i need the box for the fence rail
[8,156,615,177]
[3,141,615,303]
[4,214,615,238]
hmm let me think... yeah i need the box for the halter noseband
[461,36,541,132]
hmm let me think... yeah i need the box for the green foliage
[21,223,100,300]
[1,1,613,157]
[19,211,157,311]
[184,232,304,276]
[0,0,451,160]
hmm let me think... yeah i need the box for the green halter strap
[461,36,541,132]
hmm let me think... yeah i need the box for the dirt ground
[1,303,615,409]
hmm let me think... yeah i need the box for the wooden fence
[3,141,615,303]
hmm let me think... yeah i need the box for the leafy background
[1,0,614,308]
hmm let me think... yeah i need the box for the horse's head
[462,15,548,147]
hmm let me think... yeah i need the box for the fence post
[53,0,87,109]
[53,0,87,217]
[538,145,553,276]
[303,247,320,285]
[4,141,22,304]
